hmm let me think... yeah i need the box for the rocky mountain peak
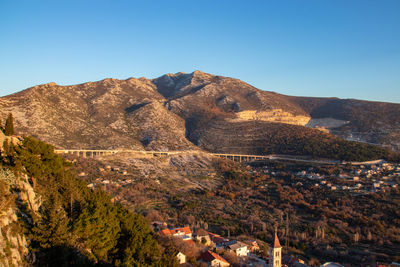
[0,71,399,151]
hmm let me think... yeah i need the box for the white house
[228,241,249,257]
[175,251,186,264]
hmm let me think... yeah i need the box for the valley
[67,150,400,266]
[1,71,400,266]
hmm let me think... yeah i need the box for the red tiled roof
[160,229,171,236]
[273,233,281,248]
[160,227,192,236]
[199,251,229,264]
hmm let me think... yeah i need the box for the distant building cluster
[261,162,400,194]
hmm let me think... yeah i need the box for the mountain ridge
[0,71,399,154]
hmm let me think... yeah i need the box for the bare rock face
[0,169,38,267]
[0,70,399,151]
[233,109,310,126]
[126,101,195,150]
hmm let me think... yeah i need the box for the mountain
[0,71,399,157]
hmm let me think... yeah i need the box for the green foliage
[74,191,121,262]
[158,241,179,267]
[4,113,14,136]
[31,194,70,249]
[0,136,166,266]
[260,123,390,161]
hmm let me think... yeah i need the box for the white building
[228,241,249,257]
[175,251,186,264]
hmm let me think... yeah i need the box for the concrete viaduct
[54,149,272,162]
[54,149,384,165]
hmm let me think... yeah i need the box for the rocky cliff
[0,167,40,267]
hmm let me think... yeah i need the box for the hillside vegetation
[76,154,400,265]
[0,137,176,266]
[193,119,396,161]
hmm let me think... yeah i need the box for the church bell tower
[269,233,282,267]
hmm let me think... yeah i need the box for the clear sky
[0,0,399,103]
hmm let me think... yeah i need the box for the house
[151,221,167,232]
[194,229,212,246]
[227,241,249,257]
[198,250,230,267]
[244,240,260,253]
[373,182,380,188]
[160,226,192,240]
[208,232,229,247]
[282,255,307,267]
[175,251,186,264]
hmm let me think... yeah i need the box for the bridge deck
[53,149,384,165]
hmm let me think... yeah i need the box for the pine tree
[74,191,121,263]
[31,194,70,249]
[113,204,161,266]
[159,241,179,267]
[4,113,14,136]
[30,194,71,266]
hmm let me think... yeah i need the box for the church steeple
[273,233,281,248]
[269,233,282,267]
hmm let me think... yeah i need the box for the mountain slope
[291,97,400,150]
[0,71,399,157]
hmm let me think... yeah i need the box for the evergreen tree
[30,194,71,266]
[1,136,166,266]
[158,242,179,267]
[31,194,70,248]
[113,204,161,266]
[74,191,121,263]
[4,113,14,136]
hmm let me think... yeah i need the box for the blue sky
[0,0,399,103]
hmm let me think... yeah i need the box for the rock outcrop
[0,169,40,267]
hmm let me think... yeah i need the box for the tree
[4,113,14,136]
[31,194,70,249]
[159,241,179,267]
[74,191,121,263]
[30,194,72,266]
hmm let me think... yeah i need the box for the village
[75,158,400,266]
[259,161,400,194]
[150,221,393,267]
[152,221,303,267]
[82,159,400,196]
